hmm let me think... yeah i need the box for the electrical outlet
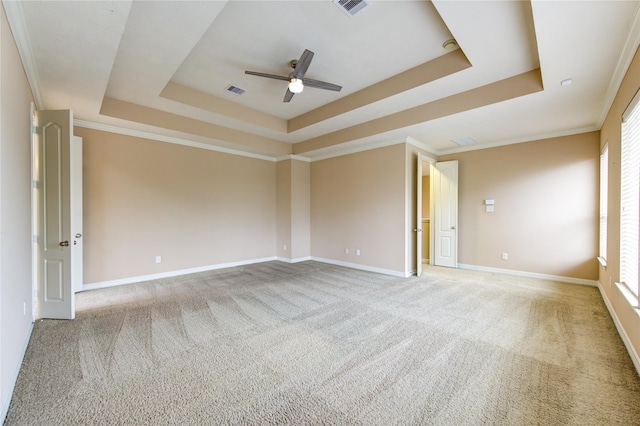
[23,300,27,316]
[345,248,349,254]
[501,252,508,260]
[284,244,287,251]
[155,256,162,264]
[357,249,361,256]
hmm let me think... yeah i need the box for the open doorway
[416,155,458,276]
[421,160,431,266]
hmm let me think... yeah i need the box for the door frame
[415,153,436,276]
[30,102,37,320]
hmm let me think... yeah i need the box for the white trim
[310,257,410,278]
[615,281,639,308]
[275,154,311,163]
[437,126,600,156]
[29,102,37,321]
[597,2,640,127]
[2,0,43,109]
[458,263,598,287]
[1,322,34,421]
[73,120,278,162]
[405,136,440,157]
[597,256,607,268]
[623,87,640,121]
[597,282,640,377]
[304,138,407,162]
[276,256,312,263]
[81,257,278,291]
[304,136,439,162]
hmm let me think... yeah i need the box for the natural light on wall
[620,89,640,300]
[599,142,608,265]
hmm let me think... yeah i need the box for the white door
[35,109,76,319]
[71,136,83,293]
[415,154,423,276]
[433,160,458,268]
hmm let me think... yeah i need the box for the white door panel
[434,161,458,268]
[416,154,423,277]
[36,109,75,319]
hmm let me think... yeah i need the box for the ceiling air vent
[334,0,370,18]
[451,136,478,146]
[225,85,246,95]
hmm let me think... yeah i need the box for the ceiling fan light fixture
[289,78,304,93]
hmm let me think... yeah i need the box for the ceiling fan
[245,49,342,102]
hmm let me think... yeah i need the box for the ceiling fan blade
[302,78,342,92]
[284,88,295,103]
[245,70,290,82]
[293,49,314,79]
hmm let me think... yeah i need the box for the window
[620,89,640,298]
[599,142,608,265]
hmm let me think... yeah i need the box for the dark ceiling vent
[334,0,370,18]
[226,85,245,95]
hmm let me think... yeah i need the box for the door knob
[451,226,456,230]
[75,233,82,238]
[59,241,69,247]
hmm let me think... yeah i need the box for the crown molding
[3,0,44,109]
[405,136,440,159]
[73,119,278,162]
[275,154,312,163]
[436,125,600,156]
[597,1,640,127]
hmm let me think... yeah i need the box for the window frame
[598,142,608,267]
[619,89,640,302]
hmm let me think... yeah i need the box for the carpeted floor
[4,261,640,425]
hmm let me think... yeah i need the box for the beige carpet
[4,261,640,425]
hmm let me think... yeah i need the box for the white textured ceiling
[4,0,640,159]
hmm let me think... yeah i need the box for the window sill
[597,256,607,268]
[615,281,640,311]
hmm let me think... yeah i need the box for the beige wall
[422,175,430,219]
[291,159,310,260]
[1,5,35,417]
[75,127,276,284]
[421,175,430,261]
[439,132,599,280]
[311,144,407,274]
[599,46,640,362]
[276,158,310,261]
[276,160,291,259]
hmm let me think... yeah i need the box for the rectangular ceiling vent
[225,85,246,95]
[451,136,478,146]
[334,0,370,18]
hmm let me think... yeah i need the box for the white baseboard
[311,257,410,278]
[597,282,640,376]
[2,321,34,422]
[83,256,409,292]
[276,256,312,264]
[458,263,598,287]
[82,256,278,291]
